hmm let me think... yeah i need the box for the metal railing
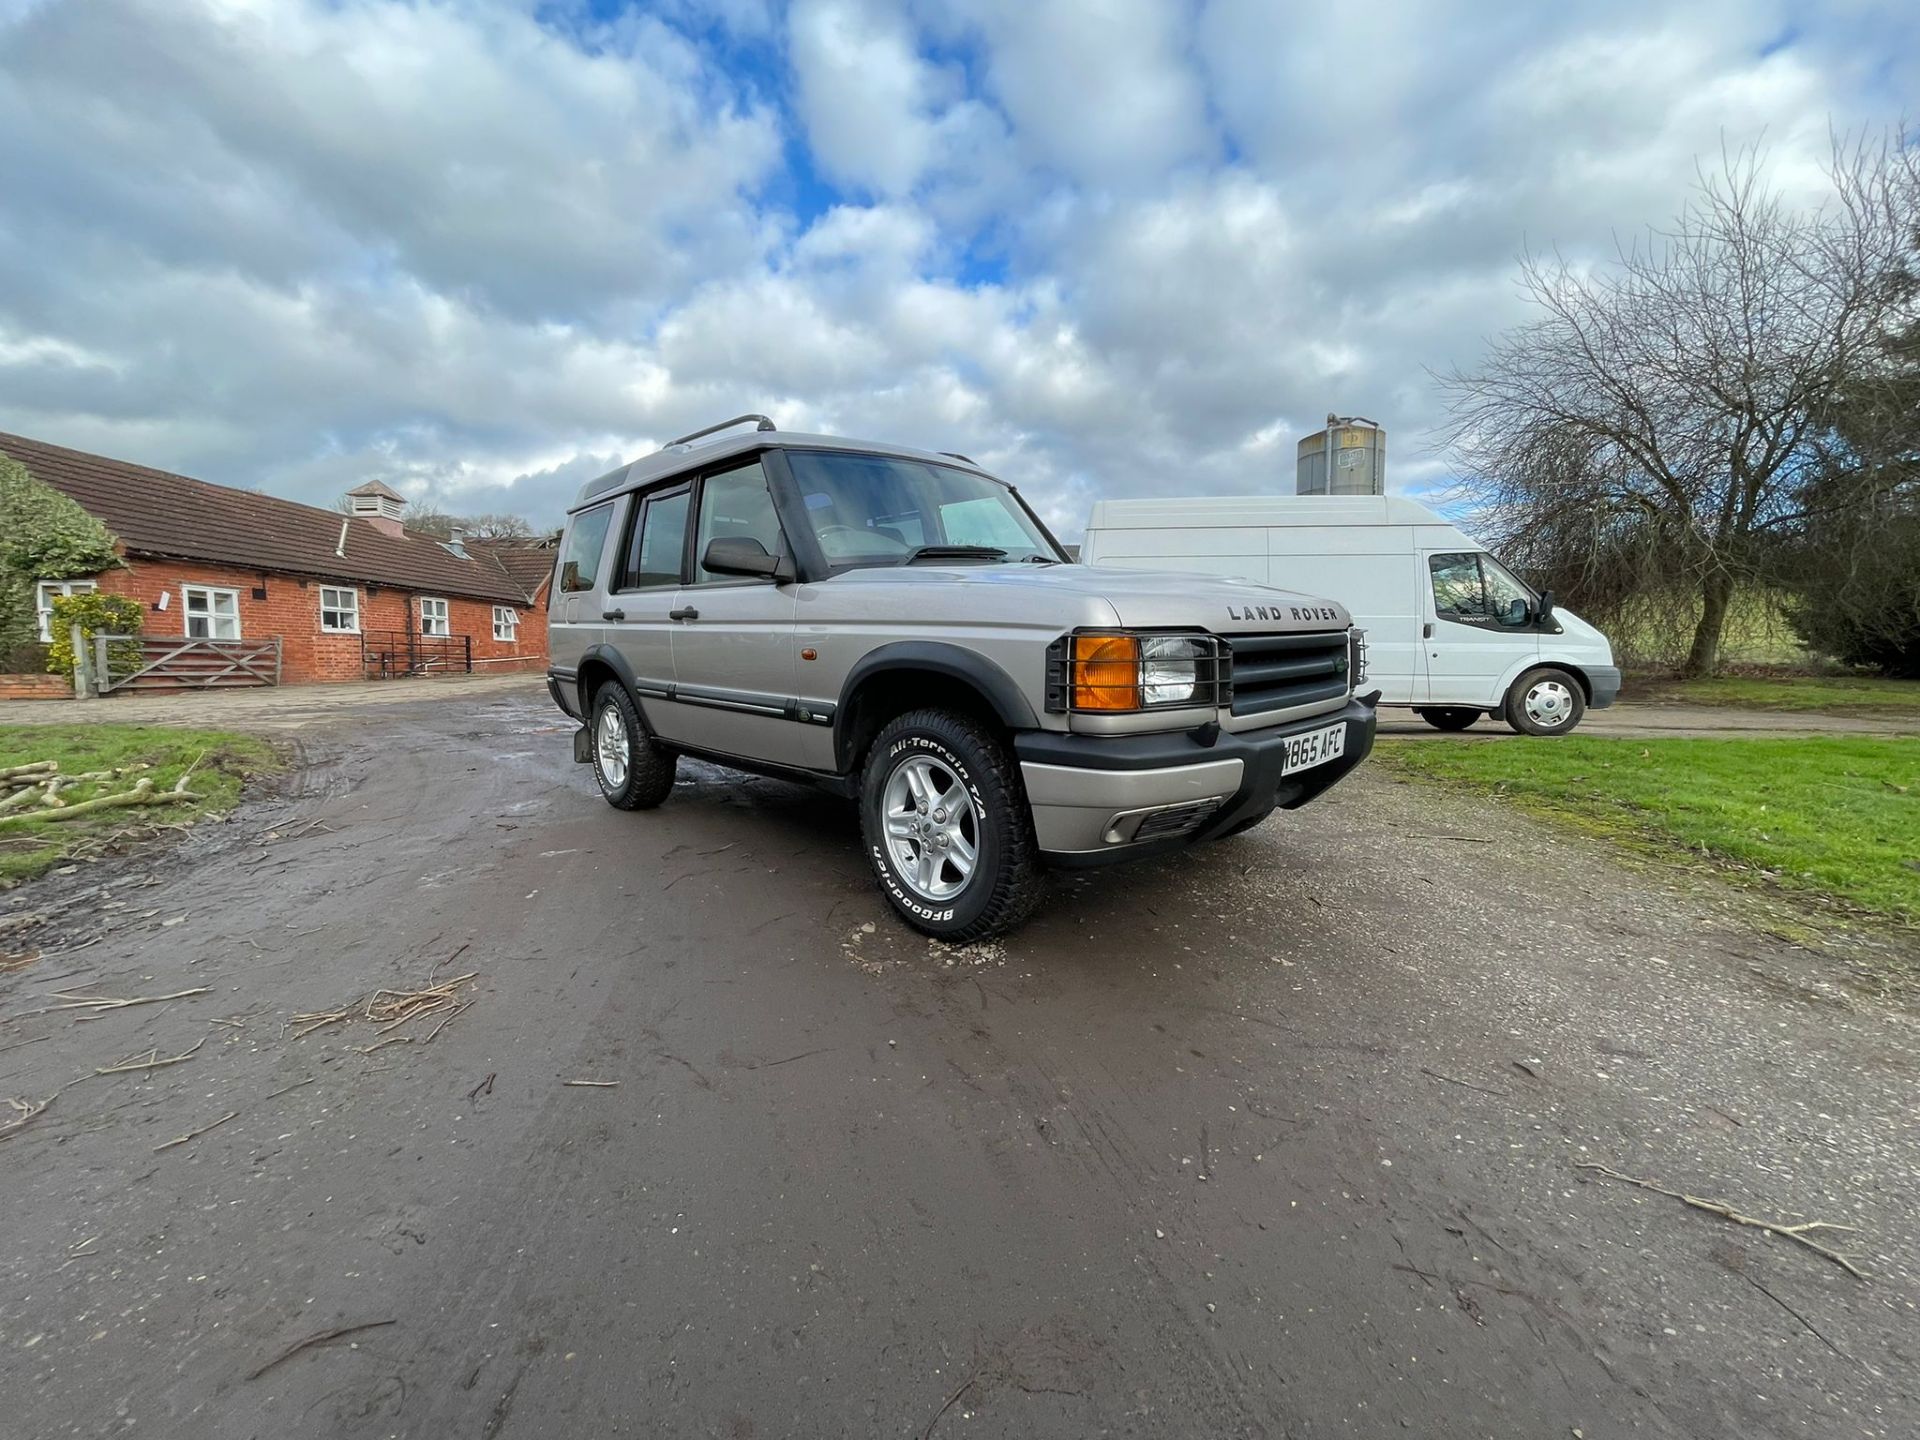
[360,628,473,679]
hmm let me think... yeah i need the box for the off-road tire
[1414,706,1481,732]
[859,708,1043,942]
[1503,667,1586,737]
[591,680,677,810]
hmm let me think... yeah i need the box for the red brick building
[0,431,551,685]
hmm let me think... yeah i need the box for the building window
[420,597,450,637]
[492,605,518,642]
[34,579,98,642]
[320,586,360,633]
[182,585,241,640]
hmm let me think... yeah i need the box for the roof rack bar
[667,414,776,447]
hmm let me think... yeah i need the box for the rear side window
[620,487,690,590]
[559,503,614,592]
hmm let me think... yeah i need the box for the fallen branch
[1,1092,57,1140]
[153,1110,238,1152]
[0,784,51,815]
[40,987,211,1015]
[563,1079,619,1088]
[1420,1067,1509,1098]
[244,1319,397,1382]
[0,761,57,783]
[1575,1162,1867,1279]
[96,1037,206,1076]
[0,779,203,830]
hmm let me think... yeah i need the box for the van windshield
[784,450,1060,569]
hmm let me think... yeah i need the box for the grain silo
[1296,414,1386,495]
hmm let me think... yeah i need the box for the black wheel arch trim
[571,644,661,733]
[834,643,1039,771]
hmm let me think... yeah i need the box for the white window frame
[34,579,98,642]
[492,605,518,642]
[181,584,242,640]
[319,585,360,634]
[419,596,450,637]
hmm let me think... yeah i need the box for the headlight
[1141,635,1203,706]
[1058,631,1219,713]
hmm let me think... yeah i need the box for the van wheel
[1503,668,1586,736]
[859,709,1043,943]
[591,680,676,809]
[1415,707,1480,732]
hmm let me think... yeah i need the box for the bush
[46,593,144,680]
[1,641,50,674]
[1789,510,1920,678]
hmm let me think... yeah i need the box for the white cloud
[1,0,1914,539]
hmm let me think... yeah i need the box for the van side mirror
[703,536,793,582]
[1536,589,1556,625]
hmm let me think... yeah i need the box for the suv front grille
[1226,631,1350,718]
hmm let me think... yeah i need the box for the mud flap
[571,727,592,764]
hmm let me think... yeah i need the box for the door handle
[601,608,626,622]
[669,606,700,622]
[1422,622,1433,639]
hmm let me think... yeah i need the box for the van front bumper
[1015,696,1377,866]
[1587,665,1622,709]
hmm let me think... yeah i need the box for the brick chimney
[345,479,407,538]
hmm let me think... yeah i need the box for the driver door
[664,457,804,765]
[1421,551,1540,705]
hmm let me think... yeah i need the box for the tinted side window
[1429,553,1488,618]
[559,503,614,592]
[620,488,690,590]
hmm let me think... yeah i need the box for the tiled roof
[0,431,535,605]
[468,538,557,599]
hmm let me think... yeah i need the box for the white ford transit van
[1081,496,1620,734]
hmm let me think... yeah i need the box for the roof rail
[939,451,976,465]
[666,414,776,447]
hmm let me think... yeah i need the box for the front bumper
[1587,665,1623,710]
[1015,696,1377,866]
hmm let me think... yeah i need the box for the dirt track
[2,679,1914,1438]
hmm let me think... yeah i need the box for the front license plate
[1280,721,1347,776]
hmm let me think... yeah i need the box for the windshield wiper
[1020,554,1062,564]
[902,544,1007,564]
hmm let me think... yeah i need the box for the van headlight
[1045,631,1224,713]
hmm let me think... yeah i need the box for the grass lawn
[1376,736,1920,928]
[0,724,279,888]
[1647,675,1920,714]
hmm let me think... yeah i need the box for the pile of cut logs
[0,759,202,828]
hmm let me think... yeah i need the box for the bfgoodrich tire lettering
[591,680,677,810]
[859,708,1043,942]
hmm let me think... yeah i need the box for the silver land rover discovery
[547,415,1378,940]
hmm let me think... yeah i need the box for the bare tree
[1440,133,1917,675]
[458,512,537,542]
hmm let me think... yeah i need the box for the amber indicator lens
[1072,633,1140,710]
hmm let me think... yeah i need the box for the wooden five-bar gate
[93,635,283,693]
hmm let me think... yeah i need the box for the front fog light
[1141,636,1203,706]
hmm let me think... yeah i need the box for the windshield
[783,450,1060,568]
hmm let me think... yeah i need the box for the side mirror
[1536,589,1556,625]
[702,536,792,582]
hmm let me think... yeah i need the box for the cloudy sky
[1,0,1914,536]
